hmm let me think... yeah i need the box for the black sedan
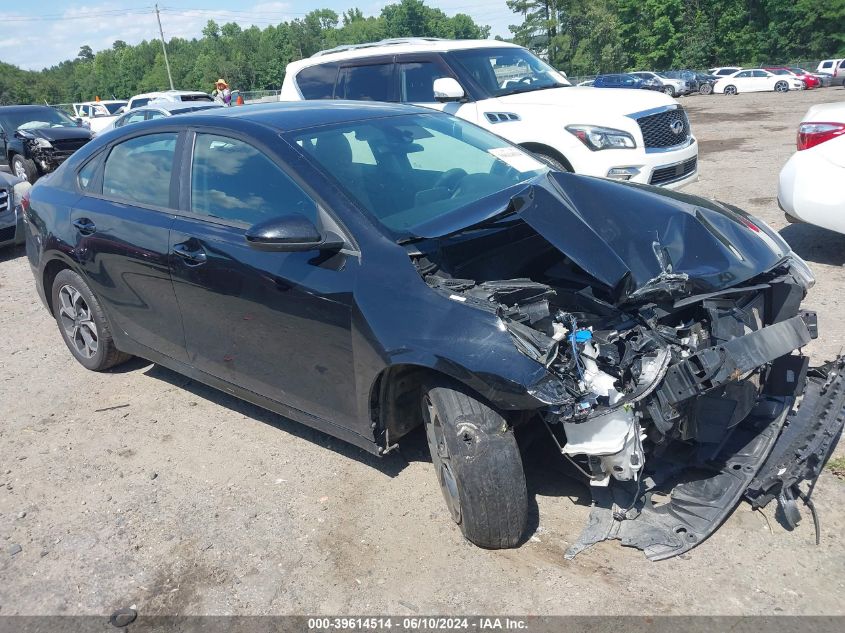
[25,102,844,560]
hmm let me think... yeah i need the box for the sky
[0,1,518,71]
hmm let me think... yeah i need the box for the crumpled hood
[493,86,675,115]
[16,126,92,142]
[415,172,791,303]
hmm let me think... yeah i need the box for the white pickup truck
[280,38,698,189]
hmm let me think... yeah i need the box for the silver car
[0,171,30,249]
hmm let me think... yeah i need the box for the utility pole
[155,4,175,90]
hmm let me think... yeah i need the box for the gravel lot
[1,87,844,616]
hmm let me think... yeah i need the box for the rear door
[70,131,187,361]
[168,130,359,428]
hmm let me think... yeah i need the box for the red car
[765,67,820,89]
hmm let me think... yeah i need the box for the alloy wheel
[57,284,99,358]
[725,85,737,95]
[423,394,462,524]
[775,81,788,93]
[13,161,27,180]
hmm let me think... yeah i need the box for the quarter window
[296,63,339,99]
[191,133,317,226]
[337,64,394,101]
[78,157,100,192]
[103,133,177,207]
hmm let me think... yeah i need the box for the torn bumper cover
[565,351,845,562]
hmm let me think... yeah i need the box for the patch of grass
[826,456,845,480]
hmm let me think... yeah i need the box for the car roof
[134,101,437,132]
[130,90,209,100]
[287,38,523,74]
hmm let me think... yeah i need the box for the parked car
[764,67,818,89]
[816,59,845,85]
[0,105,93,183]
[709,66,743,77]
[661,70,703,93]
[73,100,128,134]
[629,71,689,96]
[782,67,822,89]
[98,100,224,134]
[25,101,841,560]
[812,72,833,88]
[779,101,845,234]
[592,74,644,89]
[692,71,719,95]
[0,171,30,249]
[125,90,214,111]
[281,38,698,189]
[713,69,804,95]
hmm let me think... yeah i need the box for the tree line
[1,0,843,106]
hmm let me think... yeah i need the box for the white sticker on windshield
[488,147,546,173]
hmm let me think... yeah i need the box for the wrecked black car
[26,102,844,560]
[0,105,92,183]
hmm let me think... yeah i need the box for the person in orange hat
[212,79,231,106]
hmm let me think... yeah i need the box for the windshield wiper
[498,84,566,97]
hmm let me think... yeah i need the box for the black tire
[11,154,38,183]
[699,83,713,95]
[421,380,528,549]
[724,84,737,95]
[662,85,676,97]
[533,151,570,173]
[775,80,789,93]
[51,269,132,371]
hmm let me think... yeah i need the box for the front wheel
[51,269,132,371]
[724,84,738,95]
[775,80,789,93]
[11,155,38,183]
[422,380,528,549]
[699,83,713,95]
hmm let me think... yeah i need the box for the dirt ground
[2,87,845,617]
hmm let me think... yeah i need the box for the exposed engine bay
[408,177,844,560]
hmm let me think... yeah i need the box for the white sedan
[713,69,804,95]
[778,101,845,234]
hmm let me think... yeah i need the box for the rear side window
[296,63,339,99]
[103,133,177,207]
[398,62,449,102]
[191,133,317,226]
[337,64,394,101]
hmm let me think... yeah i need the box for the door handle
[72,218,96,235]
[173,242,208,266]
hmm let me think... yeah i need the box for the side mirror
[433,77,465,103]
[245,215,344,252]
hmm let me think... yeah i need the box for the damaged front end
[411,173,844,560]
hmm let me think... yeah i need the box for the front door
[400,56,478,122]
[169,131,358,428]
[71,131,187,362]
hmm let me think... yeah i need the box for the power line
[0,7,155,22]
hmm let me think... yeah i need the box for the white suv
[280,38,698,189]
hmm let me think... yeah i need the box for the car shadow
[780,223,845,266]
[0,244,25,263]
[142,362,411,477]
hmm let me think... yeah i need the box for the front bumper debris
[565,357,845,561]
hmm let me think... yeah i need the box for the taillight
[20,190,30,212]
[797,121,845,150]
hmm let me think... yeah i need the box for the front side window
[296,63,339,99]
[337,64,394,101]
[291,113,548,237]
[103,133,177,207]
[398,62,449,103]
[448,48,568,98]
[191,133,317,226]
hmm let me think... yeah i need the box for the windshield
[448,47,569,97]
[0,107,78,131]
[290,113,548,237]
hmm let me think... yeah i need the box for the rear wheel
[662,85,676,97]
[11,155,38,183]
[421,380,528,549]
[51,269,132,371]
[724,84,738,95]
[775,80,789,93]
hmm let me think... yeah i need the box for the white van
[280,38,699,189]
